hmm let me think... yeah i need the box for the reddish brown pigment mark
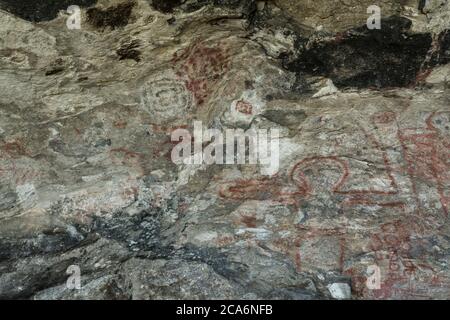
[122,186,138,199]
[150,132,184,161]
[218,111,449,296]
[218,176,304,207]
[413,68,432,86]
[172,41,231,106]
[363,218,447,299]
[288,117,400,199]
[1,140,29,158]
[371,111,396,125]
[219,138,399,210]
[148,123,191,161]
[272,226,347,272]
[114,120,128,129]
[0,141,40,185]
[289,154,397,197]
[333,31,348,44]
[215,235,235,247]
[235,100,253,115]
[109,147,145,177]
[289,156,349,196]
[397,111,450,217]
[241,215,258,228]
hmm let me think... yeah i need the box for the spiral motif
[141,76,192,122]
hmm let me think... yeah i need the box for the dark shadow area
[286,16,449,89]
[0,0,97,22]
[86,1,135,30]
[151,0,184,13]
[150,0,256,16]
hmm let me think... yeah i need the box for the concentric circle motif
[140,76,193,122]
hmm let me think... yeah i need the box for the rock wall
[0,0,449,299]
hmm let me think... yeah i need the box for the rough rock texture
[0,0,449,300]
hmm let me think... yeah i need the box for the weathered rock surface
[0,0,449,300]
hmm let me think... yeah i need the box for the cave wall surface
[0,0,449,300]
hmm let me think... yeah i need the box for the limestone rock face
[0,0,449,300]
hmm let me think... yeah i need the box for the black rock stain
[45,58,65,76]
[150,0,256,16]
[436,30,450,65]
[116,39,141,62]
[0,0,97,22]
[286,16,449,89]
[151,0,183,13]
[45,67,64,76]
[418,0,427,13]
[86,1,135,30]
